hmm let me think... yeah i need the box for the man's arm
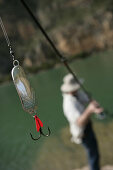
[77,100,103,127]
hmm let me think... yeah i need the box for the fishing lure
[0,17,50,140]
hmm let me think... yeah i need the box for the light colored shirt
[62,90,89,144]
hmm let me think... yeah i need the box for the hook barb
[30,127,51,141]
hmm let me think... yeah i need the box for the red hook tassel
[34,115,43,132]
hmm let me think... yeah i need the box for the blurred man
[61,74,103,170]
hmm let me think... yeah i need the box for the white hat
[61,74,82,93]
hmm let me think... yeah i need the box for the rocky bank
[0,0,113,82]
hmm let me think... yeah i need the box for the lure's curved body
[11,65,36,114]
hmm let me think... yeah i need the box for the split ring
[13,60,19,67]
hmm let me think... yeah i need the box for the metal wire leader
[0,17,19,66]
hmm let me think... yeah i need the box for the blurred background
[0,0,113,169]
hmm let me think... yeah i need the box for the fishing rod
[20,0,107,119]
[0,17,51,140]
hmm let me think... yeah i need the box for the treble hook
[30,127,51,141]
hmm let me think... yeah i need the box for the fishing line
[20,0,107,119]
[0,17,10,46]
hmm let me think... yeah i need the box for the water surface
[0,50,113,170]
